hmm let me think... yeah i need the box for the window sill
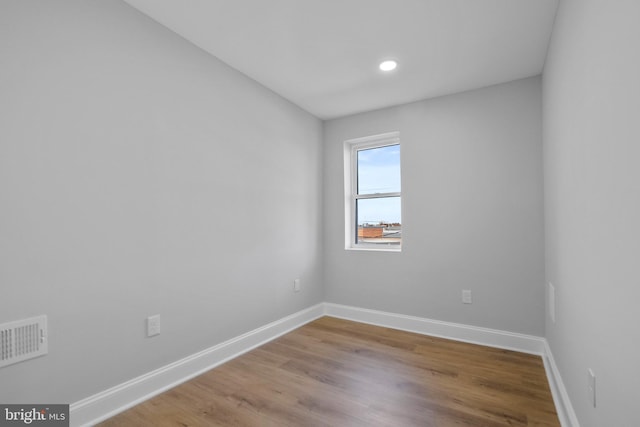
[345,246,402,253]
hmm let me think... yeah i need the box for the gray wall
[0,0,323,403]
[323,77,545,336]
[543,0,640,425]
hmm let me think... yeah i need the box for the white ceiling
[123,0,559,120]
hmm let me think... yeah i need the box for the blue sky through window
[357,197,401,225]
[357,144,401,224]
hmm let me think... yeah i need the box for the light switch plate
[587,368,596,407]
[548,282,556,323]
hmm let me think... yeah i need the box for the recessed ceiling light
[379,60,398,71]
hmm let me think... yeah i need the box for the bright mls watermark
[0,405,68,426]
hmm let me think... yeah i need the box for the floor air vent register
[0,315,48,368]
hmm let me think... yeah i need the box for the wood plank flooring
[98,317,560,426]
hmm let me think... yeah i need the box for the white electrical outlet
[587,368,596,407]
[462,290,472,304]
[147,315,161,337]
[293,279,301,292]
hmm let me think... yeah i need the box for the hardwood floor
[98,317,560,426]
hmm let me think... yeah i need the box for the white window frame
[343,131,401,252]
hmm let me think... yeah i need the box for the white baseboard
[70,303,325,427]
[71,302,577,427]
[324,303,546,355]
[542,341,580,427]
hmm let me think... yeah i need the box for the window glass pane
[357,144,401,195]
[356,197,401,245]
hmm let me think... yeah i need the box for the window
[344,132,401,251]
